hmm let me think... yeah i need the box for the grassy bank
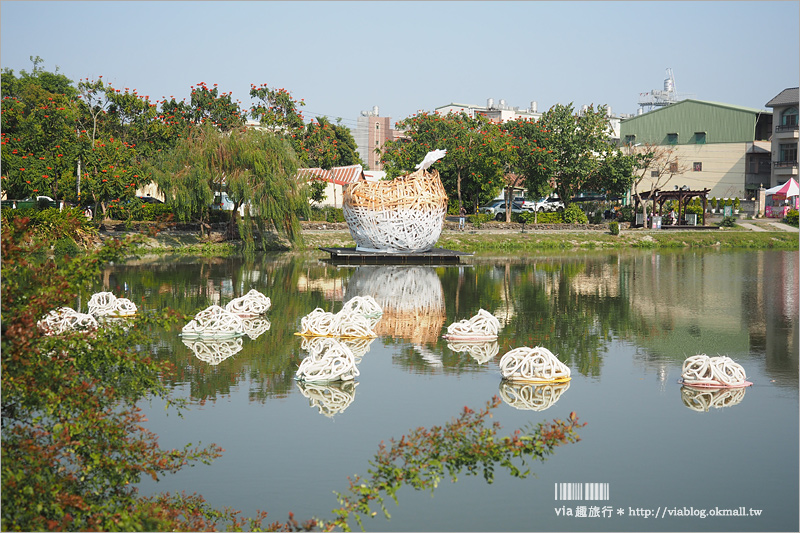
[116,224,797,257]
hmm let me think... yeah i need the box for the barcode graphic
[555,482,609,500]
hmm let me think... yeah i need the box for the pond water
[103,249,798,532]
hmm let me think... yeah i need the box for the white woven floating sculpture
[88,291,138,318]
[499,380,571,411]
[38,307,98,335]
[498,346,571,383]
[240,316,271,340]
[183,337,243,365]
[296,380,357,418]
[443,309,501,341]
[342,166,448,253]
[680,385,748,412]
[344,266,446,344]
[298,308,377,338]
[296,337,360,383]
[680,354,752,388]
[447,340,500,365]
[225,289,271,317]
[181,305,244,339]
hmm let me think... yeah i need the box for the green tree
[381,111,505,211]
[0,218,233,531]
[249,83,306,132]
[147,123,308,248]
[1,64,80,202]
[526,103,632,205]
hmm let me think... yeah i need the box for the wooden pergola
[633,188,711,226]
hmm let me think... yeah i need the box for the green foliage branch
[328,397,584,531]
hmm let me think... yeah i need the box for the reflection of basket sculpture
[447,340,500,364]
[296,337,359,383]
[499,380,571,411]
[181,305,244,339]
[296,380,357,418]
[498,346,571,383]
[343,168,448,252]
[680,385,748,412]
[183,337,243,365]
[88,291,138,318]
[225,289,271,317]
[38,307,98,335]
[680,354,752,388]
[344,266,446,344]
[443,309,501,341]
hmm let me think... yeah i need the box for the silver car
[532,197,565,212]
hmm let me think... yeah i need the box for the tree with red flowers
[520,103,633,205]
[381,111,508,212]
[1,62,81,202]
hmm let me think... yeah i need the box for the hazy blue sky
[2,1,798,129]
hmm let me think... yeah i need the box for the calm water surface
[102,249,798,532]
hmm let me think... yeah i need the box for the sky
[2,1,798,130]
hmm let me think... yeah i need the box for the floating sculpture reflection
[240,316,271,340]
[301,335,375,364]
[183,337,244,365]
[225,289,272,317]
[680,354,752,388]
[447,340,500,364]
[499,380,571,411]
[296,380,358,417]
[345,266,445,345]
[680,385,748,412]
[443,309,501,341]
[498,346,571,383]
[342,150,448,253]
[181,305,244,339]
[87,291,138,318]
[340,295,383,328]
[296,337,360,382]
[38,307,98,335]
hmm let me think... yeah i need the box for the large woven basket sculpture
[343,168,448,253]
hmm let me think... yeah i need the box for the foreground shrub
[785,209,798,227]
[609,221,620,235]
[561,204,589,224]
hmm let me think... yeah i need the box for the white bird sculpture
[415,149,447,171]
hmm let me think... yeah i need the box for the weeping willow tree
[146,122,309,249]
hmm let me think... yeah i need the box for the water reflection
[498,380,571,411]
[241,316,271,340]
[680,385,748,412]
[183,337,244,365]
[344,266,446,345]
[94,250,798,400]
[300,335,376,364]
[446,340,500,364]
[295,380,358,418]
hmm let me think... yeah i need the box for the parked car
[136,195,164,204]
[532,196,565,212]
[493,201,530,221]
[1,195,59,209]
[478,200,507,215]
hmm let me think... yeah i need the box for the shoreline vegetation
[96,219,800,258]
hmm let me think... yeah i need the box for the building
[765,87,799,187]
[435,98,629,143]
[354,106,407,171]
[620,99,773,199]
